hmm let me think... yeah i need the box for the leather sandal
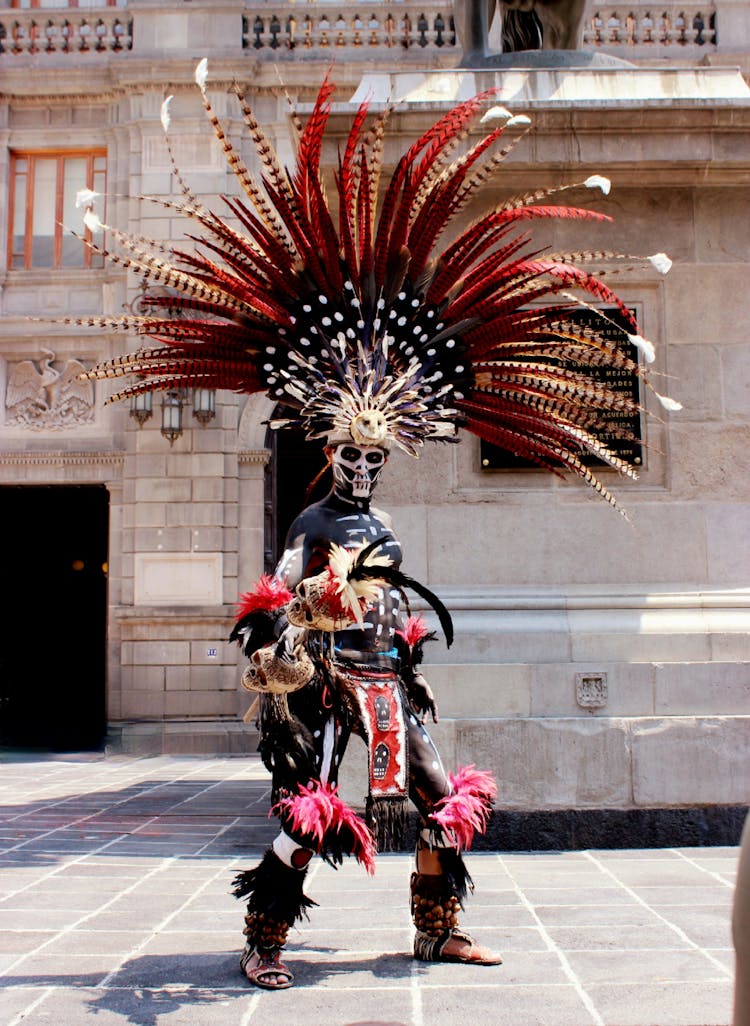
[414,927,503,966]
[240,943,294,990]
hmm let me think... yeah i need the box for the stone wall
[0,4,748,823]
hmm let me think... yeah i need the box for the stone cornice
[0,449,125,466]
[237,449,270,466]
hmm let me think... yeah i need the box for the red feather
[275,780,376,874]
[430,764,497,851]
[396,614,431,648]
[235,575,294,619]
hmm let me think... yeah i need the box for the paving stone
[564,947,728,985]
[0,752,741,1026]
[585,980,733,1026]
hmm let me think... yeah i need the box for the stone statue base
[351,66,750,107]
[459,49,634,70]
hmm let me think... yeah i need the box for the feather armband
[287,540,393,632]
[274,780,377,874]
[429,765,498,851]
[396,614,438,677]
[230,575,295,657]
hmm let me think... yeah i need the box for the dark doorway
[264,422,331,573]
[0,485,109,751]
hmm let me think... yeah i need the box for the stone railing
[584,4,717,50]
[242,4,455,53]
[0,9,132,53]
[0,1,726,62]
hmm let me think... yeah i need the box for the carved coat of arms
[5,349,94,429]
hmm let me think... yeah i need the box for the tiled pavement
[0,753,738,1026]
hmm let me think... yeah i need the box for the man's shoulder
[369,504,393,528]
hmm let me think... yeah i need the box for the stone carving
[576,672,608,711]
[455,0,588,62]
[5,348,94,429]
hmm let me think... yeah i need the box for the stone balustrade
[583,3,717,49]
[241,4,455,53]
[0,1,727,62]
[0,9,132,54]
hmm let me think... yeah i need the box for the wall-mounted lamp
[161,389,184,445]
[129,391,153,426]
[192,388,216,425]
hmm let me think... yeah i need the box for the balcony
[0,1,730,65]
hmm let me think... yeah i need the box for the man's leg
[406,712,502,965]
[234,831,315,990]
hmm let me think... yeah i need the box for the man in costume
[80,60,677,992]
[229,425,500,988]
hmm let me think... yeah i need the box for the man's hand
[410,672,439,724]
[274,624,306,664]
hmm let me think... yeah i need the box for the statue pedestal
[351,65,750,106]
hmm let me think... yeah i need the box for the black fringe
[231,848,317,925]
[366,795,409,852]
[433,846,474,907]
[257,695,318,800]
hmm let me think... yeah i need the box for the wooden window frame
[8,148,106,271]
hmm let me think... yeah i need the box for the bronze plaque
[479,307,643,471]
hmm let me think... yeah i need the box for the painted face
[330,444,387,500]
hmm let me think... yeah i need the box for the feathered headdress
[79,61,678,512]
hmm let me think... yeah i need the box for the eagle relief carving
[5,349,94,429]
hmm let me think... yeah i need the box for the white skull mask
[331,444,387,499]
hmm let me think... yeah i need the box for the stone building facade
[0,1,748,830]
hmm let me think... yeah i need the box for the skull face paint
[330,444,387,500]
[373,742,390,780]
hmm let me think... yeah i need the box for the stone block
[722,342,750,420]
[666,264,750,345]
[427,663,531,718]
[186,665,231,691]
[712,633,750,661]
[695,188,750,263]
[133,552,223,605]
[669,424,750,501]
[137,172,172,195]
[133,527,190,552]
[705,504,750,583]
[120,691,165,719]
[167,453,225,478]
[131,503,168,528]
[131,641,191,666]
[531,663,655,717]
[165,667,190,691]
[189,641,231,667]
[132,454,168,478]
[666,344,723,422]
[188,527,224,552]
[165,502,226,527]
[163,691,235,717]
[454,718,632,809]
[134,478,192,504]
[632,716,750,805]
[654,662,750,714]
[381,504,429,581]
[425,503,708,588]
[443,607,571,665]
[571,631,711,664]
[121,665,165,693]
